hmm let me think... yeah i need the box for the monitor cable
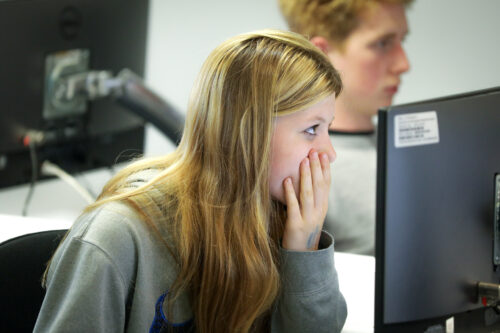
[21,136,39,216]
[40,161,95,205]
[20,132,95,215]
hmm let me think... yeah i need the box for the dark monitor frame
[375,86,500,332]
[0,0,150,188]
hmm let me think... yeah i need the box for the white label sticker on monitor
[394,111,440,148]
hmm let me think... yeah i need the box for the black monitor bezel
[375,86,500,332]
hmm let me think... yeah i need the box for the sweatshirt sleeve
[271,231,347,333]
[33,226,131,332]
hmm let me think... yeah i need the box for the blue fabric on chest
[149,292,195,333]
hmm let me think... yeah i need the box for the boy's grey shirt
[324,131,377,255]
[34,173,347,332]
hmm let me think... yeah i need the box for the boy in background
[278,0,413,255]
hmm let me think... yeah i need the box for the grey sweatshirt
[324,131,377,255]
[34,176,347,332]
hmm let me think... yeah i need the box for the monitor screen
[375,87,500,332]
[0,0,149,188]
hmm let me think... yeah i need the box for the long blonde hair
[91,29,341,332]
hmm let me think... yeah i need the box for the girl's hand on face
[281,149,331,251]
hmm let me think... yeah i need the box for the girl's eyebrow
[310,115,335,125]
[311,116,327,123]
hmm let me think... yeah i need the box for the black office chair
[0,229,68,332]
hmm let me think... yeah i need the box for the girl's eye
[305,125,318,136]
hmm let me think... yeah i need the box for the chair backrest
[0,229,68,332]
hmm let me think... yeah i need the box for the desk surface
[0,214,375,332]
[336,252,375,333]
[0,214,73,244]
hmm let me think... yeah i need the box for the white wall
[395,0,500,104]
[143,0,287,157]
[1,0,500,220]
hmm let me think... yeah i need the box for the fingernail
[303,158,309,166]
[311,151,318,160]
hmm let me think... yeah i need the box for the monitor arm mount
[477,282,500,313]
[58,68,185,145]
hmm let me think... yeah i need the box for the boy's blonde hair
[278,0,414,47]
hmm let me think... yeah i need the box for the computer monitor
[0,0,149,188]
[375,87,500,332]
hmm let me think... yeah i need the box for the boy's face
[269,94,336,203]
[328,2,410,117]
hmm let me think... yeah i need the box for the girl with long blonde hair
[34,29,347,333]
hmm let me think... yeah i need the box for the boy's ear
[310,36,331,54]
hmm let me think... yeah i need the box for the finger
[315,152,331,213]
[300,157,314,217]
[309,150,324,202]
[320,152,331,186]
[283,177,300,219]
